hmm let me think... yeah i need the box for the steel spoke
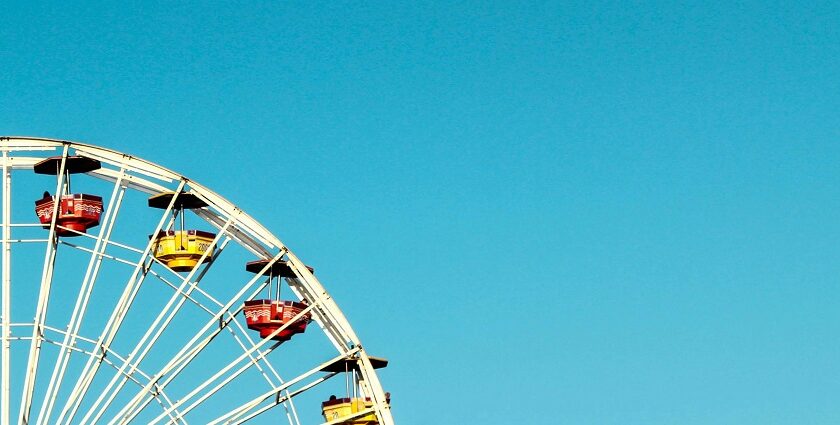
[55,179,187,425]
[81,221,234,424]
[36,168,127,425]
[1,150,13,425]
[0,138,394,425]
[19,145,69,424]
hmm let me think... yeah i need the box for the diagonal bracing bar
[80,219,234,425]
[207,350,357,425]
[148,301,323,424]
[220,369,338,424]
[55,180,187,425]
[111,252,287,424]
[18,145,69,425]
[35,168,127,425]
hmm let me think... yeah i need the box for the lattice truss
[0,137,393,425]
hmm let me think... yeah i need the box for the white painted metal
[227,370,338,425]
[148,302,323,425]
[56,180,188,425]
[110,266,299,424]
[0,137,394,425]
[19,145,69,424]
[111,252,285,423]
[1,150,12,425]
[80,222,234,424]
[36,169,128,425]
[208,350,358,425]
[7,323,182,421]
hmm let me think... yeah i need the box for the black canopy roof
[33,156,101,175]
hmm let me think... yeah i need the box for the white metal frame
[0,137,394,425]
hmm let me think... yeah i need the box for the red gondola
[242,259,313,342]
[33,156,103,237]
[243,299,309,341]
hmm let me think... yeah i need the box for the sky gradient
[2,1,840,424]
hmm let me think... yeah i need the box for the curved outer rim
[0,136,394,425]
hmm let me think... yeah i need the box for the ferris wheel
[0,137,394,425]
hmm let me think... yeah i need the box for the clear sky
[2,1,840,424]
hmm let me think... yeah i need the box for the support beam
[148,301,323,424]
[36,169,127,425]
[80,222,234,425]
[19,145,69,425]
[1,150,12,425]
[55,180,187,425]
[207,351,357,425]
[111,252,286,423]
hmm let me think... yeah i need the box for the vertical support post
[56,179,186,425]
[19,145,69,424]
[81,218,234,425]
[1,151,12,425]
[36,168,127,425]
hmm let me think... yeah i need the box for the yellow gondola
[319,357,390,424]
[322,397,384,424]
[151,230,215,272]
[148,192,216,272]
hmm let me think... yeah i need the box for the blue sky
[2,1,840,424]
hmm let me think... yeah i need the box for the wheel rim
[0,137,393,425]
